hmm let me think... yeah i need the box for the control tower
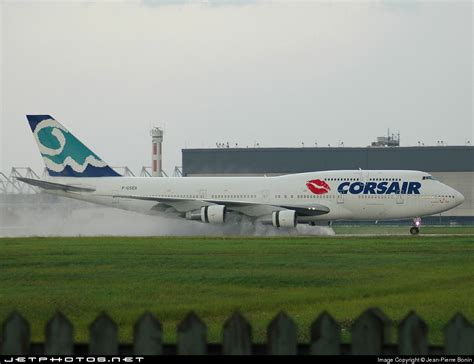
[150,127,164,177]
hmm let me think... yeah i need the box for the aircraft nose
[455,191,465,205]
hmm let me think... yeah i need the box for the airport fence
[1,308,473,355]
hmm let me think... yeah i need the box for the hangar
[182,146,474,220]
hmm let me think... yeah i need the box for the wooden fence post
[133,312,162,355]
[371,307,392,344]
[177,312,207,355]
[351,308,384,355]
[45,311,74,355]
[444,313,474,355]
[267,311,297,355]
[310,311,341,355]
[89,312,118,355]
[222,311,252,355]
[1,312,30,355]
[398,311,428,355]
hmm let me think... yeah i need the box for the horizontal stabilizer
[16,177,96,193]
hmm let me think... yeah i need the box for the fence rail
[1,308,473,355]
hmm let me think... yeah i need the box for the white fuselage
[45,170,464,223]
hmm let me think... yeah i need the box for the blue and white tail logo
[26,115,121,177]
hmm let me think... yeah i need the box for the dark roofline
[182,145,474,174]
[183,145,473,153]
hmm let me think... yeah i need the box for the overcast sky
[1,0,472,175]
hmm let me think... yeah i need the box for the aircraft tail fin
[26,115,121,177]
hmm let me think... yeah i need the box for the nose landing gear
[410,217,421,235]
[410,226,419,235]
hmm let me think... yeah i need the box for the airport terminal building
[182,146,474,221]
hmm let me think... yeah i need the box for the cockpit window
[422,175,436,181]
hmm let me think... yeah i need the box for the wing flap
[114,194,212,213]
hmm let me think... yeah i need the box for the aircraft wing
[16,177,96,193]
[116,194,330,217]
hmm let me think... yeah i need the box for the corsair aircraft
[18,115,465,235]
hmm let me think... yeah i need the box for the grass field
[332,225,474,235]
[1,234,473,345]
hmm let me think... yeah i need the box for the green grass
[332,225,474,235]
[1,235,473,345]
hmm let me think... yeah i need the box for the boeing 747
[18,115,465,235]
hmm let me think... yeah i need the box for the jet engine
[201,205,226,224]
[272,210,297,228]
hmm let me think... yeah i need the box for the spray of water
[0,194,335,237]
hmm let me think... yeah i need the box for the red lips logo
[306,179,330,194]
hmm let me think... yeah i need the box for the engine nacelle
[272,210,297,228]
[201,205,226,224]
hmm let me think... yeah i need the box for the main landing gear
[410,217,422,235]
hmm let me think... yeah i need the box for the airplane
[17,115,465,235]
